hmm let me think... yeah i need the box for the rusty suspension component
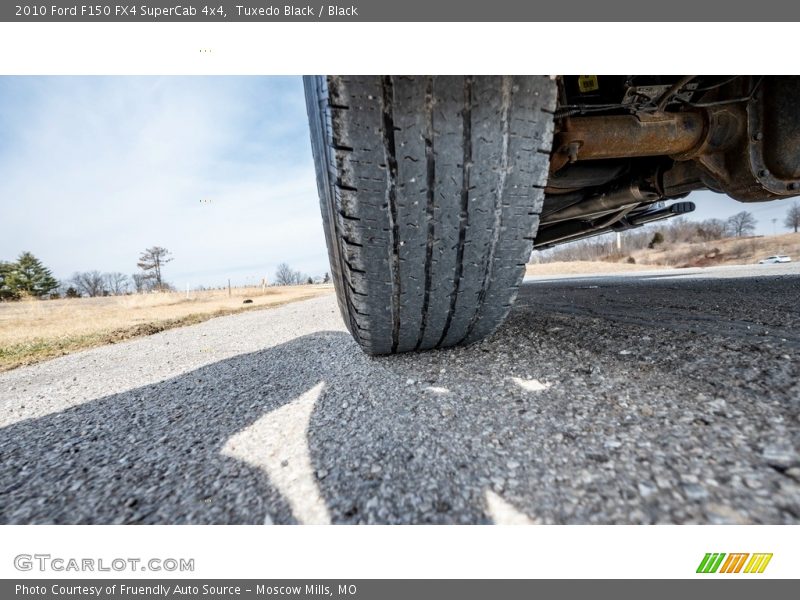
[535,76,800,252]
[550,78,800,203]
[553,112,708,167]
[540,181,660,225]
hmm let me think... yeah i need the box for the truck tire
[305,75,556,355]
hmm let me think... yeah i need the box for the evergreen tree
[648,231,665,249]
[0,261,17,300]
[6,252,59,298]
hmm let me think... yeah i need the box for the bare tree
[137,246,173,291]
[274,262,303,286]
[661,217,697,243]
[70,271,106,297]
[103,272,129,295]
[726,211,757,237]
[785,201,800,233]
[131,272,148,293]
[696,218,728,241]
[275,263,298,285]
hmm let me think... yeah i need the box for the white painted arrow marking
[223,382,331,525]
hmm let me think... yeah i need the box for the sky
[0,76,797,289]
[0,76,327,289]
[687,190,798,236]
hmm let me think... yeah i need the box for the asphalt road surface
[1,263,799,524]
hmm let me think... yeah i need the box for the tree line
[538,202,800,264]
[1,246,173,300]
[273,262,330,286]
[1,247,332,301]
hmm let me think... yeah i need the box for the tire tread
[304,75,556,354]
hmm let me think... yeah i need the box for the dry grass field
[0,285,333,371]
[628,232,800,268]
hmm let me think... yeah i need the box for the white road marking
[511,377,552,392]
[485,490,539,525]
[222,382,331,525]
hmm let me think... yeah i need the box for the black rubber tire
[305,76,556,355]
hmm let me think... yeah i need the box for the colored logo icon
[696,553,773,574]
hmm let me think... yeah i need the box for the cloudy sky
[0,76,797,289]
[0,76,326,289]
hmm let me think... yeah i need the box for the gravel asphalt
[1,263,798,524]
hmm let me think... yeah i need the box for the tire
[305,76,556,355]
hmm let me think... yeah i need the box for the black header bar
[3,1,800,22]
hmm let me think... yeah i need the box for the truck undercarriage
[538,76,800,248]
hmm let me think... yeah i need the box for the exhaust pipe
[626,201,695,226]
[534,201,695,249]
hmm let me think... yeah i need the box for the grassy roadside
[0,285,333,372]
[627,232,800,268]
